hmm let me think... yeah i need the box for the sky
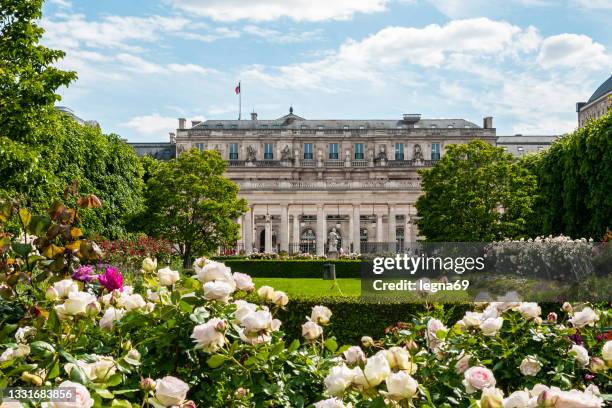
[41,0,612,142]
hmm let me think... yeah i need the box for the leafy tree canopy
[142,149,248,267]
[416,139,537,241]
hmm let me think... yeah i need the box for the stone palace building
[169,109,497,255]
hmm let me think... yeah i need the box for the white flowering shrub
[0,257,610,407]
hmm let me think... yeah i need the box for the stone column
[388,204,396,252]
[237,216,243,250]
[244,205,254,253]
[352,205,361,254]
[405,213,412,252]
[348,207,353,252]
[264,215,272,253]
[376,213,384,243]
[280,204,289,253]
[292,214,300,253]
[316,204,326,256]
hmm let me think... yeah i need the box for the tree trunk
[183,242,192,269]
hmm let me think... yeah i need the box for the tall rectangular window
[195,143,205,152]
[329,143,339,159]
[229,143,238,160]
[395,143,404,160]
[431,143,441,160]
[354,143,364,160]
[303,143,313,160]
[264,143,273,160]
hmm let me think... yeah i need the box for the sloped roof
[587,75,612,104]
[192,111,480,130]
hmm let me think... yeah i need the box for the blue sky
[41,0,612,142]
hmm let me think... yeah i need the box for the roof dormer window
[343,125,349,130]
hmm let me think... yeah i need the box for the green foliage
[0,115,145,238]
[525,110,612,239]
[0,1,143,238]
[217,259,362,278]
[0,0,77,143]
[416,140,538,241]
[141,149,247,267]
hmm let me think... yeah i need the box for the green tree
[0,0,76,144]
[142,149,247,267]
[527,109,612,239]
[415,139,537,241]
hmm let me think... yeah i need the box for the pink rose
[462,366,496,393]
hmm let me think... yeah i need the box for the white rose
[570,344,589,367]
[302,321,323,341]
[15,326,35,344]
[193,256,209,274]
[99,307,125,330]
[324,363,353,396]
[463,366,496,393]
[233,272,255,291]
[272,291,289,307]
[385,370,418,400]
[203,281,234,303]
[196,261,234,287]
[233,300,258,321]
[240,310,278,336]
[343,346,366,365]
[481,317,504,336]
[455,353,471,374]
[1,401,24,408]
[155,376,189,407]
[503,390,531,408]
[46,381,94,408]
[90,355,116,381]
[481,387,504,408]
[257,285,275,301]
[459,312,482,328]
[314,398,347,408]
[0,345,30,362]
[386,347,414,372]
[157,267,180,286]
[360,350,391,387]
[191,318,226,352]
[63,291,97,316]
[602,340,612,363]
[547,387,603,408]
[519,356,542,376]
[142,257,157,273]
[123,294,146,311]
[426,318,447,350]
[517,303,541,320]
[311,305,332,325]
[53,279,78,298]
[569,307,598,328]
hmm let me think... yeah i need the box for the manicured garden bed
[218,259,362,278]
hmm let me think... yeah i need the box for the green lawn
[252,278,360,297]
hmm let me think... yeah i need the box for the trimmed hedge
[217,259,362,278]
[275,297,471,345]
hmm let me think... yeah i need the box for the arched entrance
[259,229,277,252]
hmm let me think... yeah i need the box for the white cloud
[48,0,72,8]
[116,54,216,76]
[122,113,179,136]
[572,0,612,9]
[42,13,190,51]
[179,27,241,42]
[423,0,550,18]
[243,25,324,43]
[168,0,388,22]
[536,34,609,69]
[242,18,538,90]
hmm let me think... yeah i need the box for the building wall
[578,96,611,128]
[175,116,496,254]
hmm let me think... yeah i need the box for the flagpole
[238,80,241,120]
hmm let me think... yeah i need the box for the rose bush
[1,253,610,407]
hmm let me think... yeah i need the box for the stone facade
[577,74,611,128]
[496,135,560,158]
[174,109,497,254]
